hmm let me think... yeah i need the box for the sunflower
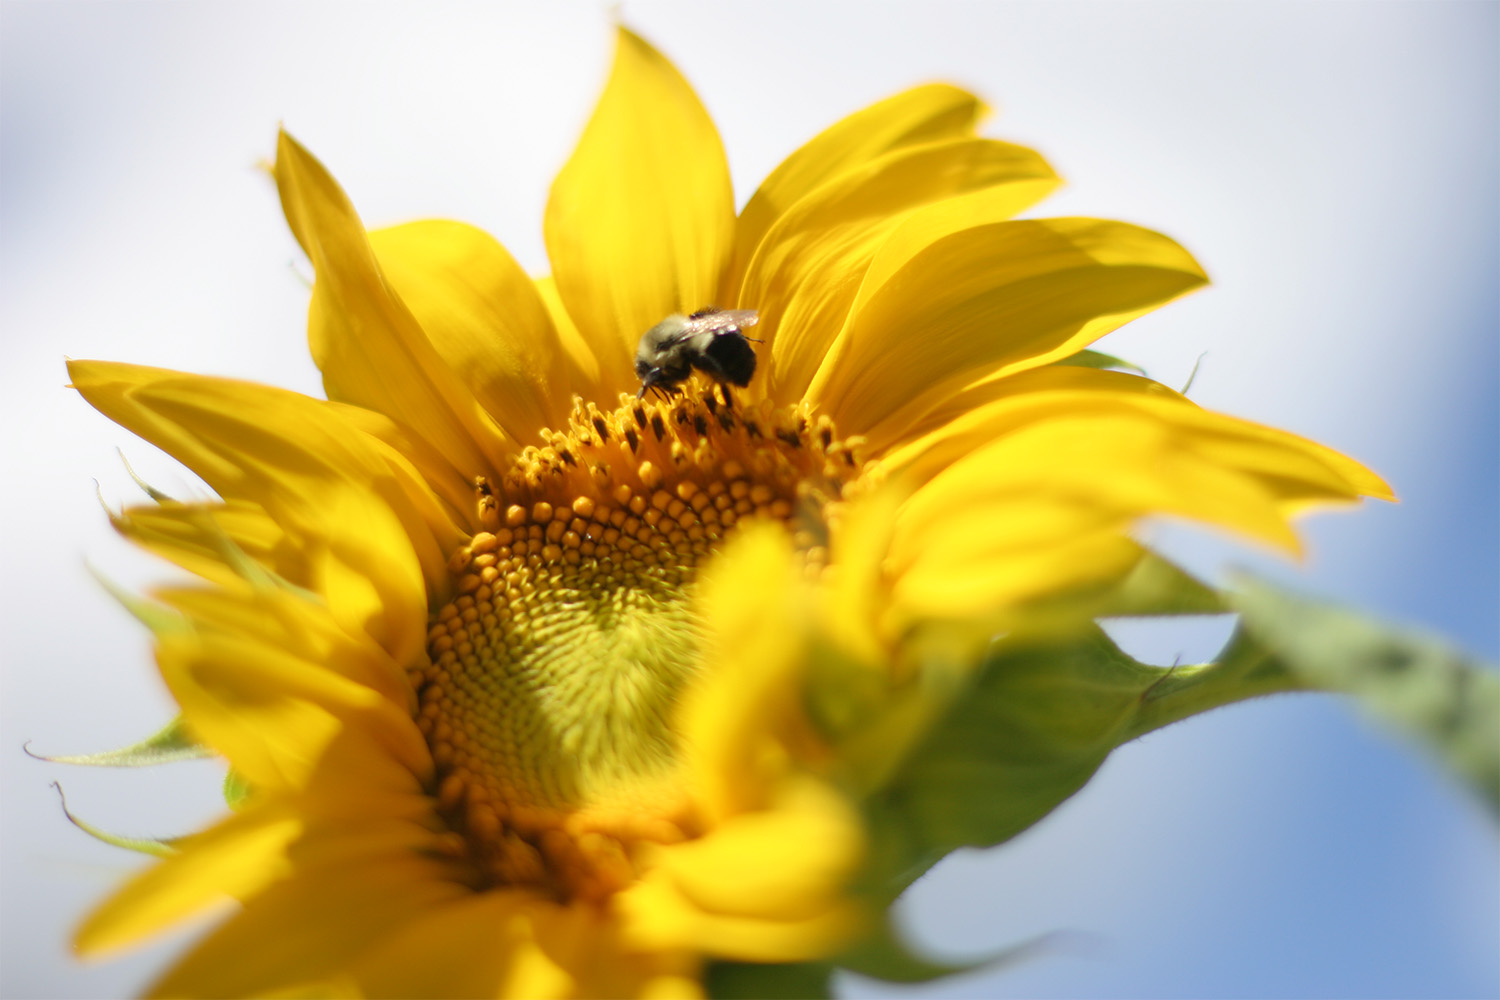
[63,26,1390,999]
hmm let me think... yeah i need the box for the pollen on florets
[414,383,870,898]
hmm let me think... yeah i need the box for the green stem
[1124,627,1314,741]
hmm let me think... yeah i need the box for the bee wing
[682,309,759,336]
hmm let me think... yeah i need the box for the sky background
[1,2,1496,998]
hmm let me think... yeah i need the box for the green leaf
[1054,348,1146,375]
[705,960,832,999]
[861,623,1304,894]
[856,572,1498,909]
[1230,575,1500,815]
[51,783,179,858]
[28,715,215,767]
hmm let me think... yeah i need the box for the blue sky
[2,4,1495,997]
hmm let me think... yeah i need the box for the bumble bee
[635,307,760,400]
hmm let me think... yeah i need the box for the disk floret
[417,384,868,897]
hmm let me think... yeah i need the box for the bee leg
[719,383,735,410]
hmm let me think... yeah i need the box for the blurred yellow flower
[65,26,1389,1000]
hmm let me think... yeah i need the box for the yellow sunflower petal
[351,895,703,999]
[69,361,459,661]
[636,531,867,964]
[891,515,1147,624]
[808,218,1208,435]
[324,398,477,523]
[887,381,1390,506]
[617,779,866,962]
[154,625,419,792]
[275,130,512,479]
[724,83,987,297]
[75,804,301,956]
[157,584,409,709]
[544,27,735,397]
[896,414,1299,558]
[535,273,604,396]
[619,875,862,964]
[867,361,1186,457]
[681,523,811,822]
[341,893,574,1000]
[369,220,574,443]
[527,904,703,1000]
[142,844,467,999]
[740,138,1059,405]
[110,500,307,592]
[647,779,864,923]
[881,388,1390,629]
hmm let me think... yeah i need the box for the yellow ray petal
[344,893,575,1000]
[680,523,811,822]
[647,778,864,923]
[808,218,1208,435]
[888,381,1390,507]
[142,843,467,999]
[620,875,862,963]
[153,626,419,792]
[868,361,1186,458]
[535,274,604,397]
[369,220,575,443]
[891,519,1147,624]
[881,386,1391,628]
[156,584,409,709]
[110,500,307,592]
[275,130,513,480]
[69,361,460,661]
[738,138,1059,406]
[324,398,479,523]
[545,27,735,399]
[619,775,866,962]
[75,804,302,956]
[724,83,987,298]
[894,415,1302,560]
[350,896,702,999]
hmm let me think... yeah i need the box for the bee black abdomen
[696,333,757,387]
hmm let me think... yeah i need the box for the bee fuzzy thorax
[635,307,760,399]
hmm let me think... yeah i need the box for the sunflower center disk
[418,385,865,899]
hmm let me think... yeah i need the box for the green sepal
[116,448,177,503]
[51,783,179,858]
[1101,552,1227,616]
[837,914,1057,984]
[224,768,254,810]
[1055,348,1147,375]
[88,563,187,636]
[705,960,832,1000]
[29,715,215,767]
[1230,574,1500,815]
[860,623,1303,895]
